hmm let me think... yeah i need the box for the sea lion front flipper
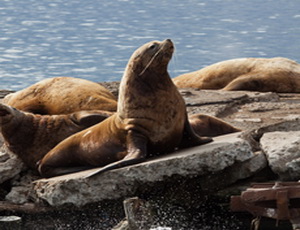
[85,130,148,178]
[180,116,213,149]
[39,165,94,178]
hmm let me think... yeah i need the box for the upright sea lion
[173,57,300,93]
[38,39,212,178]
[2,77,118,114]
[0,103,112,171]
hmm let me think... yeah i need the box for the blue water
[0,0,299,90]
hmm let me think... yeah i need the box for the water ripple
[0,0,299,90]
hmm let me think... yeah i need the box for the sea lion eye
[148,43,157,50]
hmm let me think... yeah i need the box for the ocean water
[0,0,299,91]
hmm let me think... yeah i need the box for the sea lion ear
[71,111,112,127]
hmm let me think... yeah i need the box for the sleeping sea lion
[2,77,117,114]
[173,57,300,93]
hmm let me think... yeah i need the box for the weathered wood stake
[124,197,154,230]
[113,197,154,230]
[0,216,22,230]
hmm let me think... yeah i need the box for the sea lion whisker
[138,45,164,76]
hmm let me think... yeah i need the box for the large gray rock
[0,144,24,184]
[32,132,254,207]
[199,151,267,192]
[260,131,300,180]
[5,172,39,204]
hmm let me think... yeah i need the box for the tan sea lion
[173,57,300,93]
[188,114,241,137]
[38,39,212,178]
[2,77,117,114]
[0,103,112,171]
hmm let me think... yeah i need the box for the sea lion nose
[165,39,174,51]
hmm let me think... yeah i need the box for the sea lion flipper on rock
[180,115,212,148]
[37,164,93,177]
[86,129,148,177]
[86,120,212,178]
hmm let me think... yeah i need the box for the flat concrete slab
[33,132,254,206]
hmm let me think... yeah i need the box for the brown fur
[188,114,241,137]
[2,77,117,114]
[0,103,112,171]
[38,39,212,178]
[173,57,300,93]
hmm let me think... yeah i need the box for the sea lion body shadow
[173,57,300,93]
[38,39,212,178]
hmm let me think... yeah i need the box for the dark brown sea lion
[0,103,112,171]
[38,39,212,178]
[2,77,117,114]
[188,114,241,137]
[173,57,300,93]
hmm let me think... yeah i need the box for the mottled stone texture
[261,131,300,180]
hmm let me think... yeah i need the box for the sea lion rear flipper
[85,130,148,178]
[71,110,114,127]
[189,113,241,137]
[223,74,264,91]
[180,116,212,148]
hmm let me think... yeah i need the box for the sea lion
[173,57,300,93]
[188,113,241,137]
[2,77,118,114]
[0,103,112,171]
[38,39,212,178]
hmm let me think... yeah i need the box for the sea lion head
[0,103,20,125]
[126,39,174,76]
[118,39,177,115]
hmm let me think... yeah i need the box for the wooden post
[112,197,173,230]
[123,197,153,230]
[0,216,22,230]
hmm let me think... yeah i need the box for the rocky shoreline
[0,83,300,229]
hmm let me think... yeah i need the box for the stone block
[33,132,254,207]
[260,131,300,180]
